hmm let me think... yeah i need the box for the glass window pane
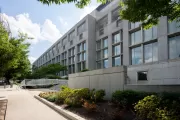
[131,47,142,65]
[103,38,108,48]
[152,42,158,62]
[144,44,153,63]
[144,28,152,41]
[83,42,86,51]
[131,30,141,45]
[113,45,121,56]
[168,19,180,34]
[153,26,157,39]
[113,33,121,44]
[82,62,86,69]
[82,52,86,60]
[103,49,108,58]
[113,56,121,67]
[103,59,108,68]
[169,36,180,59]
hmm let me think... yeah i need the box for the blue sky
[0,0,99,63]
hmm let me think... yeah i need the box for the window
[144,26,157,41]
[53,47,56,56]
[82,61,86,70]
[103,38,108,48]
[169,35,180,59]
[72,65,75,73]
[131,46,142,65]
[103,59,108,68]
[138,71,148,81]
[63,45,65,50]
[70,40,73,45]
[130,22,140,29]
[117,20,122,27]
[69,31,75,41]
[78,53,82,62]
[57,42,61,52]
[131,30,141,45]
[72,48,75,55]
[77,22,86,35]
[99,28,104,36]
[97,40,101,50]
[168,19,180,34]
[68,50,71,57]
[78,44,82,52]
[69,58,71,64]
[68,66,71,74]
[78,63,81,72]
[112,7,120,22]
[144,42,158,63]
[82,52,86,61]
[97,61,101,69]
[79,33,83,40]
[97,15,108,30]
[83,42,86,51]
[113,32,121,44]
[113,45,121,56]
[103,49,108,58]
[97,51,101,60]
[113,56,121,67]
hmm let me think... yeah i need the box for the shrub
[82,100,97,112]
[94,89,105,102]
[46,94,57,102]
[81,69,89,72]
[112,90,155,108]
[64,88,90,107]
[134,95,160,120]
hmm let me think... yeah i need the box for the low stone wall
[124,85,180,92]
[68,66,126,99]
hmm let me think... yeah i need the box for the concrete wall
[68,66,126,99]
[127,60,180,85]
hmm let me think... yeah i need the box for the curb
[0,98,8,120]
[34,95,85,120]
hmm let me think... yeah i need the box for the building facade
[33,0,180,84]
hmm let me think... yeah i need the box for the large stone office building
[33,0,180,85]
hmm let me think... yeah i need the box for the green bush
[134,95,160,120]
[46,94,57,102]
[81,69,89,72]
[64,88,90,107]
[112,90,155,108]
[94,89,105,102]
[134,93,180,120]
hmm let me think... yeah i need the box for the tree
[38,0,180,28]
[3,33,31,83]
[30,63,67,79]
[120,0,180,28]
[37,0,106,8]
[0,23,19,77]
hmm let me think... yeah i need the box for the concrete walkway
[0,86,68,120]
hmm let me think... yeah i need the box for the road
[0,86,68,120]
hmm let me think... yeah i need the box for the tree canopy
[0,22,31,83]
[120,0,180,28]
[29,63,67,79]
[38,0,180,28]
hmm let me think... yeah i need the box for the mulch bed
[60,101,136,120]
[0,99,8,120]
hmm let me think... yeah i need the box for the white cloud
[28,56,36,64]
[59,16,68,26]
[2,13,62,44]
[79,5,97,20]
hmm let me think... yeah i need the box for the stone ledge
[34,95,85,120]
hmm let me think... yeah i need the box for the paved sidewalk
[0,87,68,120]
